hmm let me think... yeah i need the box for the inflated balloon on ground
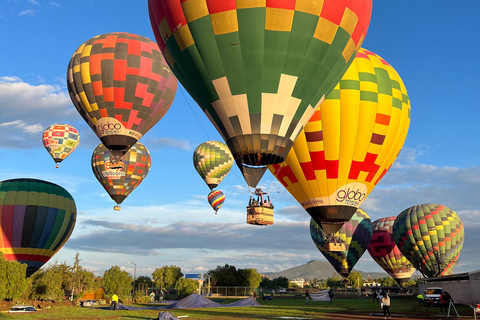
[0,178,77,276]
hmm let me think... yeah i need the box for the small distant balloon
[42,123,80,168]
[193,141,233,190]
[208,190,225,214]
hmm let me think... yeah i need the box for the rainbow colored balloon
[270,48,411,235]
[367,217,414,285]
[310,208,372,278]
[193,141,233,190]
[208,190,225,214]
[42,123,80,168]
[149,0,372,167]
[0,178,77,277]
[91,142,151,210]
[67,32,177,157]
[393,204,464,278]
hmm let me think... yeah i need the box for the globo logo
[97,122,122,135]
[336,188,366,203]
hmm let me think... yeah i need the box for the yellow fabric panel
[288,152,316,201]
[182,0,209,23]
[295,0,323,16]
[342,38,356,62]
[292,131,310,163]
[340,8,358,37]
[314,166,329,198]
[265,7,294,32]
[158,18,172,45]
[0,247,54,256]
[338,89,360,183]
[314,17,338,44]
[319,99,340,161]
[174,25,195,51]
[352,100,376,161]
[211,10,239,35]
[236,0,265,9]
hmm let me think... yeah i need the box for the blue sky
[0,1,479,279]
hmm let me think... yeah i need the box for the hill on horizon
[264,260,388,280]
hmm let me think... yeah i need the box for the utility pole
[71,252,80,301]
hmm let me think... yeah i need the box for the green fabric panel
[282,11,318,76]
[392,97,402,109]
[215,32,245,95]
[262,30,289,95]
[44,209,65,250]
[374,67,392,96]
[360,91,378,103]
[326,88,341,100]
[188,16,226,81]
[391,79,401,90]
[339,79,360,90]
[402,93,409,104]
[30,206,48,248]
[237,7,264,114]
[359,72,377,83]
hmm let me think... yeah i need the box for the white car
[83,300,97,307]
[9,305,37,313]
[425,287,444,306]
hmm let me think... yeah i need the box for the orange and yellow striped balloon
[270,48,410,234]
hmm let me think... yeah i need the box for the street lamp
[129,262,136,302]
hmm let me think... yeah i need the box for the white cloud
[49,2,61,7]
[148,137,192,151]
[18,9,38,16]
[27,0,40,6]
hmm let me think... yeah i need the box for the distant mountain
[264,260,387,280]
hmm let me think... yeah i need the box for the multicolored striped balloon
[67,32,177,157]
[0,178,77,277]
[310,208,372,278]
[149,0,372,167]
[270,48,411,235]
[42,123,80,168]
[91,142,151,210]
[367,217,414,285]
[193,141,233,190]
[208,190,225,214]
[393,204,464,278]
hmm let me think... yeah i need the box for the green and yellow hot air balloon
[193,141,233,190]
[270,48,411,235]
[393,204,464,278]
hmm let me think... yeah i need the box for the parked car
[9,305,37,313]
[277,288,287,293]
[83,300,97,307]
[425,287,444,306]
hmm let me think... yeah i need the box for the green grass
[0,296,475,319]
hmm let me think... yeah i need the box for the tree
[208,264,242,286]
[175,278,198,297]
[103,266,133,296]
[31,262,70,301]
[0,253,28,300]
[152,265,183,291]
[347,271,364,289]
[239,268,262,287]
[271,276,289,288]
[326,276,341,288]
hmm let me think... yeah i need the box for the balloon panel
[270,48,411,229]
[193,141,233,190]
[42,124,80,163]
[208,190,225,213]
[310,208,372,277]
[0,178,77,276]
[67,32,177,155]
[91,142,151,205]
[149,0,372,166]
[367,216,414,284]
[393,204,464,278]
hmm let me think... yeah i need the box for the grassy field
[0,296,475,319]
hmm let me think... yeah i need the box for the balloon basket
[114,205,121,211]
[324,243,345,252]
[56,164,59,168]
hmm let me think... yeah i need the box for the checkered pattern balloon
[67,32,177,157]
[42,123,80,166]
[0,178,76,277]
[393,204,464,278]
[270,48,411,234]
[91,142,151,207]
[367,217,414,285]
[149,0,372,166]
[193,141,233,190]
[310,208,372,278]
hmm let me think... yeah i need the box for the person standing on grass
[380,291,391,319]
[328,289,334,305]
[305,290,310,305]
[110,293,118,311]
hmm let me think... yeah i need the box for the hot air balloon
[193,141,233,190]
[0,178,77,277]
[270,48,411,235]
[91,142,151,210]
[310,208,372,278]
[148,0,372,172]
[392,204,464,278]
[67,32,177,158]
[42,123,80,168]
[367,217,414,285]
[208,190,225,214]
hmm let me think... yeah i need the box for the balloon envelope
[367,216,414,285]
[67,32,177,157]
[393,204,464,278]
[0,178,77,276]
[149,0,372,166]
[91,142,151,208]
[208,190,225,213]
[42,123,80,167]
[310,208,372,278]
[193,141,233,190]
[270,48,411,234]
